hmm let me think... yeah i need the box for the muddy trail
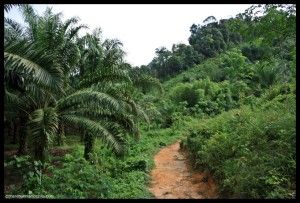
[149,140,218,199]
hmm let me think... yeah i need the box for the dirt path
[149,140,218,199]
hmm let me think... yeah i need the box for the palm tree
[4,5,160,162]
[126,65,163,94]
[4,4,85,150]
[20,5,87,87]
[26,87,143,161]
[255,60,279,88]
[4,37,64,154]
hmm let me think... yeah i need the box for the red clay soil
[149,141,218,199]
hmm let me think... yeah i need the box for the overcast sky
[5,4,252,67]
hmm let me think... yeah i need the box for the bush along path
[148,140,218,199]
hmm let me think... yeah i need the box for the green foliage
[4,4,159,161]
[189,26,227,58]
[170,83,200,107]
[4,40,64,92]
[185,88,296,198]
[241,43,271,62]
[7,125,183,198]
[34,155,111,198]
[4,3,296,200]
[106,171,152,199]
[219,48,249,81]
[260,82,295,102]
[166,77,239,118]
[128,67,164,94]
[254,59,280,88]
[195,58,225,82]
[229,80,251,102]
[5,155,43,192]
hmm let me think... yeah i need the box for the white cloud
[5,4,252,66]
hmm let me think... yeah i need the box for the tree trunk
[4,121,8,137]
[17,117,27,155]
[56,124,65,146]
[80,129,85,143]
[10,120,18,144]
[13,120,19,144]
[8,121,13,142]
[84,132,94,160]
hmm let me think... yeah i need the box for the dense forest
[4,4,296,199]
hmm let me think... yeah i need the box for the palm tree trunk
[13,119,19,144]
[57,124,65,146]
[17,117,27,155]
[8,121,13,142]
[10,120,17,144]
[80,128,85,143]
[84,133,94,160]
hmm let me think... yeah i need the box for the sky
[5,4,252,67]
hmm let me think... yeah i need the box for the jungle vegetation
[4,4,296,199]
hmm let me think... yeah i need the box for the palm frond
[4,4,20,12]
[256,62,279,88]
[61,115,125,155]
[20,4,38,39]
[79,65,131,88]
[4,18,24,38]
[57,89,120,112]
[68,25,88,40]
[90,83,150,125]
[62,17,79,33]
[4,40,64,92]
[120,97,150,124]
[68,107,139,138]
[135,104,150,125]
[4,88,21,107]
[129,68,164,94]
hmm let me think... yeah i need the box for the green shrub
[185,90,296,198]
[241,43,272,62]
[170,83,200,107]
[5,155,43,193]
[33,155,110,198]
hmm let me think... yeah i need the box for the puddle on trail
[149,141,218,199]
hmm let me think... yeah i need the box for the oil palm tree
[4,5,160,162]
[26,86,143,161]
[4,36,64,154]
